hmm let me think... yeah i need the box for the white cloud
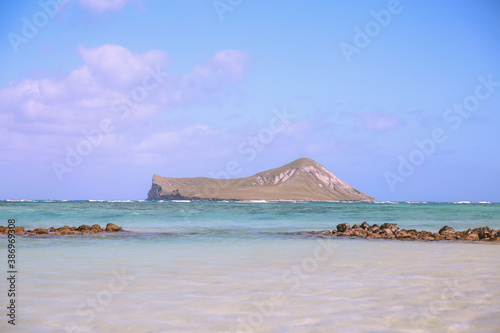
[0,44,250,167]
[352,111,401,131]
[78,0,133,13]
[77,44,167,90]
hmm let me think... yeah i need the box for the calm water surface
[0,201,499,332]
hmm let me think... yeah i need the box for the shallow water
[0,201,499,332]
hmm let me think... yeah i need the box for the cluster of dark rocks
[303,222,500,242]
[0,223,123,236]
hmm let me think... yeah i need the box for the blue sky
[1,0,499,201]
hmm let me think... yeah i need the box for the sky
[0,0,499,201]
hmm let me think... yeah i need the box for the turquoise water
[2,200,500,235]
[0,201,499,332]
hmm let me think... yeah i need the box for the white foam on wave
[404,201,429,204]
[87,200,138,203]
[453,201,471,204]
[4,199,67,202]
[171,200,191,203]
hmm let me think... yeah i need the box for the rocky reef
[0,223,123,236]
[302,222,500,242]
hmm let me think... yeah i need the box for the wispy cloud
[352,111,402,131]
[78,0,135,13]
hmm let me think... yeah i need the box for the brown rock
[381,223,399,232]
[28,228,49,235]
[303,224,500,242]
[417,233,433,240]
[55,226,81,235]
[433,233,444,240]
[418,230,433,237]
[360,221,370,230]
[336,223,351,233]
[90,224,103,233]
[351,229,367,238]
[0,226,25,235]
[439,225,455,236]
[475,227,491,240]
[345,229,355,236]
[0,223,122,236]
[416,230,435,240]
[105,223,122,232]
[381,228,395,238]
[458,229,471,239]
[395,229,417,240]
[491,230,500,241]
[78,224,91,233]
[463,233,479,241]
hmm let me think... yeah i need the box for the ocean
[0,201,499,332]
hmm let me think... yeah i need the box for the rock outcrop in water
[303,223,500,241]
[147,157,375,201]
[0,223,123,236]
